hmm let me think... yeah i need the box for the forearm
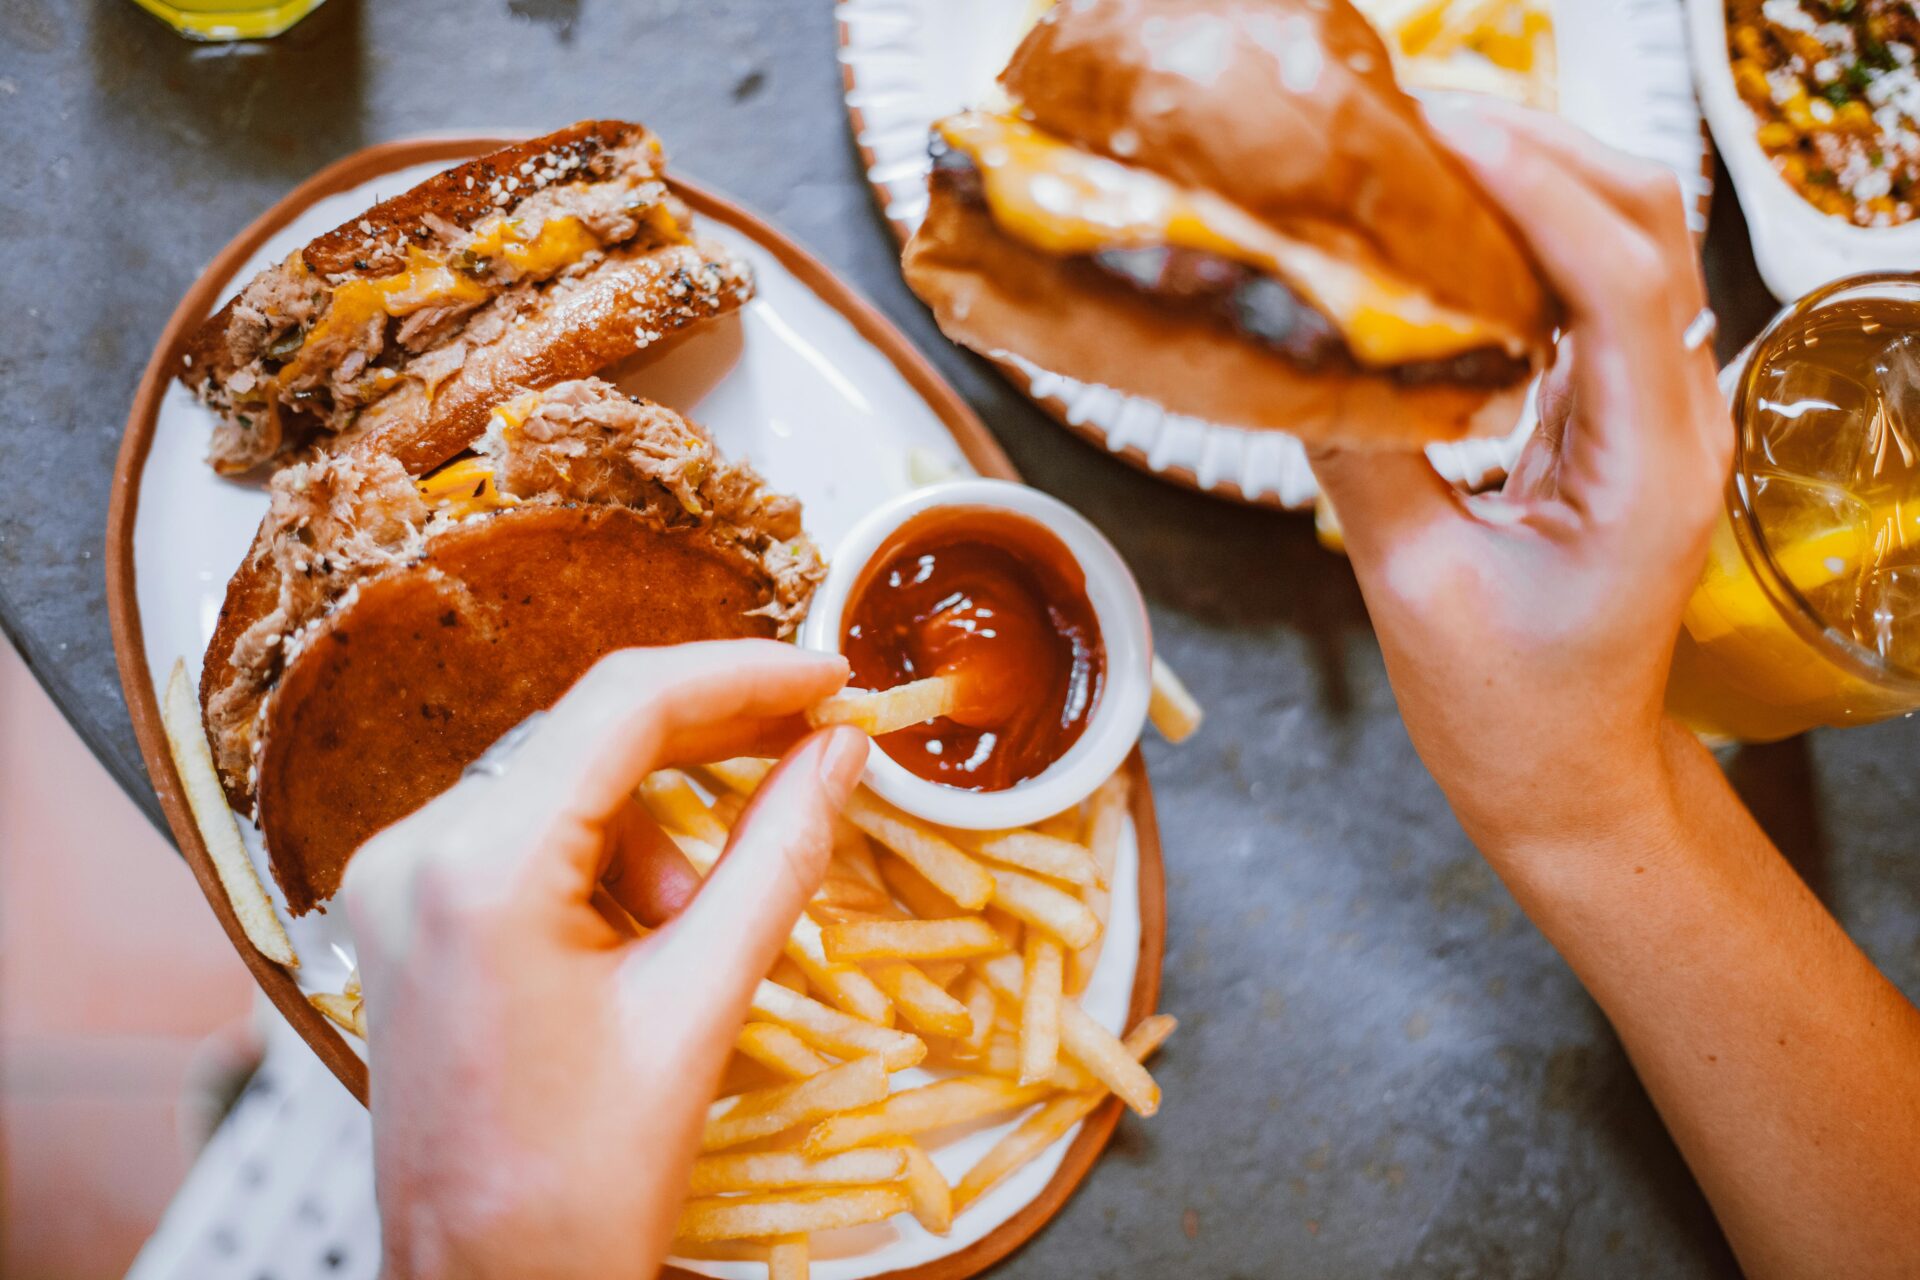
[1478,722,1920,1278]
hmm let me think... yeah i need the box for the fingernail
[817,726,868,795]
[1421,96,1510,167]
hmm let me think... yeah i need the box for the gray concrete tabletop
[2,1,1914,1276]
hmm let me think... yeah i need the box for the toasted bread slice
[179,122,754,475]
[253,504,779,913]
[200,380,823,819]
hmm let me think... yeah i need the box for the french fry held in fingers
[808,676,960,735]
[953,1014,1178,1212]
[675,1185,911,1244]
[160,660,298,968]
[704,1056,889,1152]
[690,1146,909,1196]
[803,1075,1052,1156]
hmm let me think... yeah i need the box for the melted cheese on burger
[936,112,1520,367]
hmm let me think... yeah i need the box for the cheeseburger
[901,0,1559,447]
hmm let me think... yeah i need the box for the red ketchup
[842,506,1105,791]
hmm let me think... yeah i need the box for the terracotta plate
[836,0,1716,508]
[105,134,1167,1280]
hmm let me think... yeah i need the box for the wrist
[1457,721,1694,886]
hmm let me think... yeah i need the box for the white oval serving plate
[837,0,1715,508]
[107,135,1168,1280]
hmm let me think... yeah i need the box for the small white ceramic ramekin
[801,479,1152,830]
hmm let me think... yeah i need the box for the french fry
[702,756,774,795]
[737,1022,830,1079]
[769,955,810,996]
[1019,935,1064,1084]
[1059,1002,1160,1117]
[768,1235,809,1280]
[159,660,297,967]
[808,677,959,735]
[308,990,366,1040]
[953,1015,1176,1211]
[703,1056,889,1152]
[1148,654,1204,743]
[938,1031,1096,1093]
[750,981,926,1071]
[788,913,895,1025]
[957,974,1000,1057]
[833,825,888,893]
[670,1241,772,1263]
[814,870,895,917]
[920,959,966,989]
[953,829,1097,886]
[972,951,1026,1007]
[803,1075,1051,1156]
[877,854,964,924]
[1035,806,1085,843]
[845,792,994,910]
[709,790,746,829]
[1068,772,1129,994]
[988,867,1099,949]
[867,961,974,1038]
[675,1186,910,1243]
[637,769,731,847]
[690,1147,908,1195]
[896,1141,954,1235]
[822,918,1007,963]
[649,783,892,1025]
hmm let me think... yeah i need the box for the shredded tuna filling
[194,133,685,473]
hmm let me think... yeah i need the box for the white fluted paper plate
[837,0,1714,508]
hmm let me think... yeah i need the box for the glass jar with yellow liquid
[128,0,324,41]
[1666,273,1920,743]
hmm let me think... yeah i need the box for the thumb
[1308,445,1468,572]
[640,727,868,1011]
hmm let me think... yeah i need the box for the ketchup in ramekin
[840,506,1105,791]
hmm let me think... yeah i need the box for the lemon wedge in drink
[1685,500,1920,644]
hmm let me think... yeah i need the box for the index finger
[501,640,850,859]
[1423,98,1717,493]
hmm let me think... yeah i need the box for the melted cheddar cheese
[936,111,1518,366]
[276,213,609,391]
[415,456,516,517]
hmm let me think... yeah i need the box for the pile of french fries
[1356,0,1557,109]
[170,647,1179,1279]
[638,745,1172,1278]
